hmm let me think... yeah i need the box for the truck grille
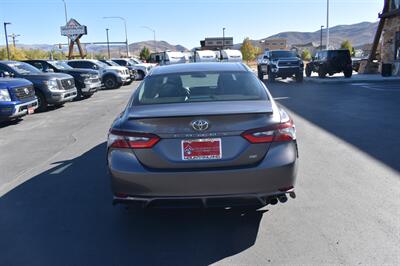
[13,86,35,100]
[60,78,75,90]
[278,61,299,67]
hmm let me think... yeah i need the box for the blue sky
[0,0,382,49]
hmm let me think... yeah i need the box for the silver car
[107,63,298,208]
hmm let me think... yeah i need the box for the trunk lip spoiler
[128,111,273,119]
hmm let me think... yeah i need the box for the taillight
[108,129,160,149]
[242,120,296,143]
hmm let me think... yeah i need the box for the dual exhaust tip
[268,191,296,205]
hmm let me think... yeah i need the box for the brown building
[260,38,287,51]
[200,37,234,50]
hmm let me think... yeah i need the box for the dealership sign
[60,19,87,41]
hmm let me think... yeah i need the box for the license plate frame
[27,106,34,115]
[182,138,222,161]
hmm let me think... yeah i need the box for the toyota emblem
[191,119,209,131]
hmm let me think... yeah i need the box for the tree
[301,49,312,61]
[240,37,257,62]
[340,40,355,56]
[140,47,151,62]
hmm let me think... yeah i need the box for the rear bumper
[108,142,298,200]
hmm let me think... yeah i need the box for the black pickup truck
[0,61,77,111]
[24,60,101,99]
[257,50,304,82]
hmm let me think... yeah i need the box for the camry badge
[191,120,209,131]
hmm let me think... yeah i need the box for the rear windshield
[134,71,268,105]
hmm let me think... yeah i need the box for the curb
[304,76,400,84]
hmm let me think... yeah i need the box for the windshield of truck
[48,61,73,70]
[6,62,42,75]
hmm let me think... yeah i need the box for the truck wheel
[104,75,119,89]
[318,67,326,78]
[35,90,48,112]
[296,72,304,82]
[344,68,352,78]
[268,70,275,82]
[136,71,145,80]
[305,65,312,77]
[257,67,264,80]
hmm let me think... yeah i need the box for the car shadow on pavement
[0,142,264,266]
[267,80,400,172]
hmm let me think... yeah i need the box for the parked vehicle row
[256,49,354,82]
[149,49,243,65]
[0,57,148,123]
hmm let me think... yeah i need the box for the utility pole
[326,0,330,49]
[3,22,11,60]
[320,25,324,50]
[8,33,20,48]
[103,17,130,57]
[142,26,156,52]
[106,28,110,59]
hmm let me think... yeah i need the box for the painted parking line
[274,97,290,100]
[351,83,400,92]
[50,163,72,175]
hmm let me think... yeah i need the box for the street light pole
[222,27,226,50]
[3,22,11,60]
[103,16,130,57]
[142,26,156,53]
[106,28,110,59]
[61,0,69,49]
[320,25,324,50]
[326,0,330,49]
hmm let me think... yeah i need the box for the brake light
[108,129,160,149]
[242,120,296,143]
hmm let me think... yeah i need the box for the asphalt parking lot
[0,80,399,265]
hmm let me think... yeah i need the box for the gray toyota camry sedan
[107,63,298,208]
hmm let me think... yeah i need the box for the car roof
[150,62,249,76]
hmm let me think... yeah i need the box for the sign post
[60,18,87,59]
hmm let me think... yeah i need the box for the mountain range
[233,21,378,50]
[6,21,378,56]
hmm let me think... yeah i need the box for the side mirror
[45,68,54,73]
[92,65,98,70]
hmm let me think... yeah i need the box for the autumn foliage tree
[240,37,258,62]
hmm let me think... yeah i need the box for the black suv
[257,50,304,82]
[24,60,101,99]
[305,49,353,78]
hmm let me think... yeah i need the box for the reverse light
[108,129,160,149]
[242,120,296,143]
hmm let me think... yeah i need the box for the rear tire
[257,66,264,80]
[305,64,312,77]
[344,68,352,78]
[35,90,48,112]
[296,71,303,82]
[318,67,326,78]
